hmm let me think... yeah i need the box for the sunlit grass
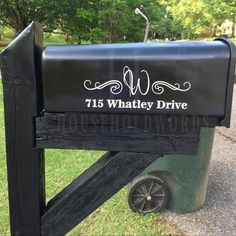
[44,33,66,45]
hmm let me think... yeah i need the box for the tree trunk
[231,18,236,38]
[65,32,69,44]
[187,28,191,39]
[212,25,217,37]
[77,35,81,45]
[181,30,185,40]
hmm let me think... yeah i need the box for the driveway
[164,85,236,236]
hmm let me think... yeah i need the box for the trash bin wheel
[128,175,168,214]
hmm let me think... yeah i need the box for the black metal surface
[42,40,236,128]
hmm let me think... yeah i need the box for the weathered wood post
[0,23,45,235]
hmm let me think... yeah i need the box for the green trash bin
[128,127,215,213]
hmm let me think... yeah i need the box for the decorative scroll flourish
[84,80,123,95]
[152,81,191,95]
[83,66,192,96]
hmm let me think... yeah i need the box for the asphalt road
[164,85,236,236]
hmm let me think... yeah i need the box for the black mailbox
[43,40,235,127]
[42,39,234,129]
[35,39,236,155]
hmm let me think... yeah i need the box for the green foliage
[0,0,47,33]
[0,27,15,42]
[0,0,236,43]
[43,33,66,45]
[0,28,3,41]
[91,0,163,43]
[166,0,212,38]
[0,0,177,43]
[166,0,236,39]
[52,0,168,43]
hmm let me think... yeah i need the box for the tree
[166,0,213,38]
[0,0,96,42]
[1,0,236,41]
[218,0,236,37]
[53,0,167,43]
[203,0,236,37]
[0,0,48,33]
[165,0,236,39]
[74,0,167,43]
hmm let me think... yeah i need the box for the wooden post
[0,22,45,236]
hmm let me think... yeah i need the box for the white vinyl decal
[84,66,191,96]
[83,80,123,95]
[152,81,191,95]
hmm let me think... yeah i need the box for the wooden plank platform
[36,113,201,155]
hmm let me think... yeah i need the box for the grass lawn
[44,33,67,45]
[0,85,180,235]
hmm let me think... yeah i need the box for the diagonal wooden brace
[41,152,161,235]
